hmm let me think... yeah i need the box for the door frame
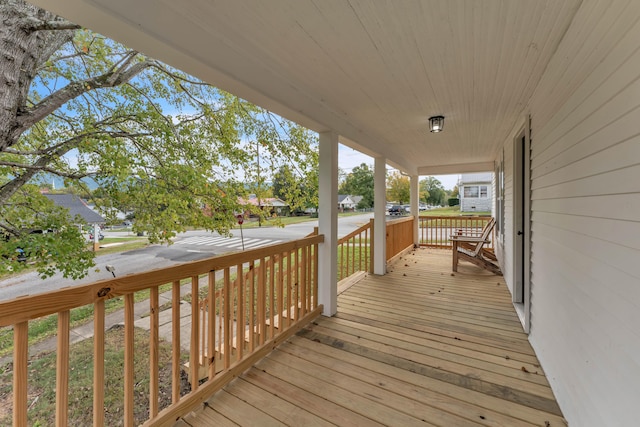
[512,118,531,333]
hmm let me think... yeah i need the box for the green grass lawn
[0,326,188,426]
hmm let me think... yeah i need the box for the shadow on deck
[179,248,565,426]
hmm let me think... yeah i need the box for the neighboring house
[238,195,288,216]
[338,195,365,211]
[44,194,106,225]
[458,173,492,212]
[337,195,356,211]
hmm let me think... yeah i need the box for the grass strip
[0,326,189,426]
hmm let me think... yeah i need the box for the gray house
[459,173,492,213]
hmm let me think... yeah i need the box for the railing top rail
[419,215,493,221]
[337,221,372,245]
[0,234,324,327]
[386,216,414,225]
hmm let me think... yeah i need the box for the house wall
[459,184,492,212]
[495,140,515,297]
[497,1,640,425]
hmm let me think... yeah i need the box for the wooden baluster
[286,250,292,328]
[248,261,255,352]
[190,276,199,391]
[358,232,363,272]
[258,257,266,345]
[315,241,320,307]
[55,311,70,427]
[348,238,352,276]
[208,271,216,379]
[200,299,206,374]
[300,247,307,316]
[307,245,313,312]
[216,289,223,366]
[171,281,181,403]
[223,268,231,369]
[277,253,284,328]
[367,227,371,271]
[124,294,134,427]
[269,256,275,339]
[13,321,28,426]
[93,299,105,427]
[149,287,159,418]
[236,263,244,361]
[294,250,300,322]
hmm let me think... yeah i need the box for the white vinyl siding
[496,140,515,297]
[498,1,640,426]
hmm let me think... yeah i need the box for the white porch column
[410,174,419,247]
[318,131,338,316]
[373,156,386,275]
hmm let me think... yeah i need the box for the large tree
[386,172,410,204]
[271,161,318,214]
[338,163,374,208]
[0,1,317,278]
[420,176,446,206]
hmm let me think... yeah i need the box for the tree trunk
[0,0,74,152]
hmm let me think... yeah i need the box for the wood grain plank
[242,367,385,426]
[224,377,334,427]
[288,337,565,426]
[205,389,285,426]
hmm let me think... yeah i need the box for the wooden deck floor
[180,248,565,427]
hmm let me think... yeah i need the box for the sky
[338,144,460,190]
[52,144,460,191]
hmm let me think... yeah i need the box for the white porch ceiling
[29,0,582,175]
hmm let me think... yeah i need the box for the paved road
[0,213,375,302]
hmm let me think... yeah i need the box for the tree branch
[0,160,91,179]
[13,58,157,139]
[21,17,82,32]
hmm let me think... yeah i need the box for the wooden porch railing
[419,216,494,250]
[0,235,323,427]
[386,216,415,261]
[337,218,373,280]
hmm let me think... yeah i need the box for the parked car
[89,232,104,241]
[388,205,404,215]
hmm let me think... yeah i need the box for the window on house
[463,186,479,198]
[463,185,488,198]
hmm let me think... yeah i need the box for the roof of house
[44,194,106,223]
[459,173,493,184]
[238,197,288,207]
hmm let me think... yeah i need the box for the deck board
[180,249,565,427]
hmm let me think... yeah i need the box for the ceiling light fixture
[429,115,445,133]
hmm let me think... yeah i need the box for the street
[0,213,375,301]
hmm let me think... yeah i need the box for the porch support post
[373,156,386,275]
[410,174,419,247]
[318,131,338,316]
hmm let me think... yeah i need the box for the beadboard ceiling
[29,0,582,175]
